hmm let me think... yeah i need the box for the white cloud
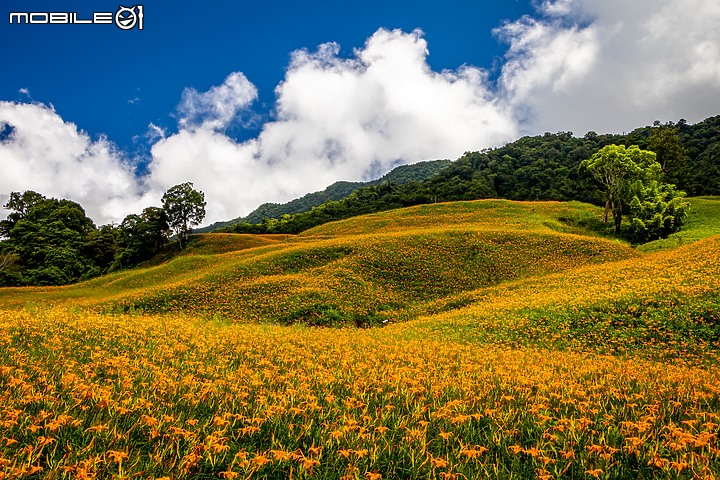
[146,123,166,142]
[497,16,599,107]
[496,0,720,134]
[269,29,516,168]
[539,0,575,17]
[177,72,258,131]
[148,29,518,224]
[0,101,152,224]
[148,129,262,223]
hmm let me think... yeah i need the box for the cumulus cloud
[177,72,258,131]
[496,0,720,134]
[148,130,261,223]
[267,29,516,171]
[148,29,518,224]
[0,101,153,224]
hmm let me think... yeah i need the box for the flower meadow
[1,309,718,479]
[1,199,719,479]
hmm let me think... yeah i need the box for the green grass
[0,200,639,327]
[1,198,720,479]
[637,196,720,252]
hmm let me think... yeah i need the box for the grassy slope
[0,197,717,340]
[638,196,720,252]
[1,198,720,479]
[399,234,720,361]
[300,199,608,237]
[0,200,638,324]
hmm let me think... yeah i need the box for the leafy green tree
[6,196,97,285]
[84,225,121,274]
[3,190,45,216]
[0,251,12,270]
[0,245,22,286]
[580,144,659,233]
[161,183,206,249]
[581,144,689,241]
[0,190,45,238]
[138,206,171,253]
[648,122,688,185]
[689,142,720,196]
[626,180,689,242]
[114,206,170,267]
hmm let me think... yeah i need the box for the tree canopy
[1,190,173,286]
[648,122,687,185]
[580,144,658,233]
[113,206,171,269]
[580,144,688,241]
[162,183,206,249]
[626,180,689,242]
[0,194,97,285]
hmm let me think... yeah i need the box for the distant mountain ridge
[212,115,720,237]
[202,114,720,235]
[197,159,452,232]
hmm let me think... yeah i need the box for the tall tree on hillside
[162,183,206,249]
[580,145,652,233]
[648,122,688,186]
[581,144,688,240]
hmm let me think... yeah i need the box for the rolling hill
[201,115,720,238]
[1,197,719,479]
[0,200,638,322]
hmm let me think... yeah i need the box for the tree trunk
[608,196,623,234]
[603,199,610,224]
[0,252,13,270]
[613,210,622,233]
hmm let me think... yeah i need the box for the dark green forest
[0,183,205,286]
[1,116,719,286]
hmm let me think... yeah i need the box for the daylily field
[1,199,719,479]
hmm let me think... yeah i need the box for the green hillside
[216,116,720,237]
[0,200,636,323]
[4,198,719,322]
[4,117,718,289]
[2,198,720,479]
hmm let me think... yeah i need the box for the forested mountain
[198,159,452,232]
[219,116,720,235]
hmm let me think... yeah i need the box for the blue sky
[2,0,720,225]
[1,0,534,151]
